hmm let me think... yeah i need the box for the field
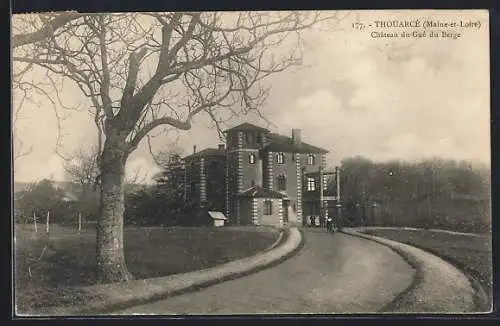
[14,224,280,313]
[362,228,493,309]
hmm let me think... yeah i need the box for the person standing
[326,216,333,232]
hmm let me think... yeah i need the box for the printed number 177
[352,22,365,30]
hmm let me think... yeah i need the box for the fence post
[78,212,82,233]
[46,211,50,233]
[33,212,37,233]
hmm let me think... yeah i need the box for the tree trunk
[96,135,133,283]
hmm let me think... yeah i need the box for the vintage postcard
[12,9,491,316]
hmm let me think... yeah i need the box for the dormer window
[249,153,256,164]
[245,132,254,144]
[307,154,315,165]
[276,152,285,164]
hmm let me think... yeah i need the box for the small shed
[208,211,227,227]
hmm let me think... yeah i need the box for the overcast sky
[13,10,490,183]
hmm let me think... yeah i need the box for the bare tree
[64,144,150,189]
[64,145,100,189]
[12,11,339,283]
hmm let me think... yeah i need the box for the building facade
[181,123,338,227]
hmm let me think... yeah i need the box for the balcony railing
[303,188,338,201]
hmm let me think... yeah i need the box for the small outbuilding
[208,211,228,227]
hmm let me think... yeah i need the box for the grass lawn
[362,228,493,309]
[14,224,280,313]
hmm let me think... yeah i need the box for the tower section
[224,123,270,225]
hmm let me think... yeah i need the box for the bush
[124,185,185,226]
[15,179,74,225]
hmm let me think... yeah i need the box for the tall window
[246,132,254,144]
[307,177,316,191]
[249,153,256,164]
[264,200,273,215]
[190,182,198,197]
[307,154,315,165]
[277,174,286,191]
[276,152,285,164]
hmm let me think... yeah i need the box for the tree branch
[97,15,114,119]
[128,116,190,152]
[12,12,84,48]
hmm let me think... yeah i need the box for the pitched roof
[183,147,226,160]
[223,122,270,133]
[261,133,329,154]
[208,211,228,220]
[237,186,286,199]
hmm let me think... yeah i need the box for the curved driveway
[116,229,415,314]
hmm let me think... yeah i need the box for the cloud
[268,16,489,164]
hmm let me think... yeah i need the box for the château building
[182,123,339,227]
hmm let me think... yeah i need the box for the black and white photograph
[12,9,492,316]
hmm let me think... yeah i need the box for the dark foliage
[124,153,186,226]
[332,157,491,233]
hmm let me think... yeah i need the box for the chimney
[193,145,197,154]
[292,129,302,145]
[218,144,225,151]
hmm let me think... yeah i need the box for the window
[307,177,316,191]
[264,200,273,215]
[190,182,198,197]
[249,153,256,164]
[246,132,254,144]
[277,174,286,191]
[307,154,315,165]
[276,152,285,164]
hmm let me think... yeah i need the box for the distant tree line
[333,156,491,233]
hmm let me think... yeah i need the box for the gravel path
[116,229,415,315]
[345,229,476,313]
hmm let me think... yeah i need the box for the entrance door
[282,200,289,223]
